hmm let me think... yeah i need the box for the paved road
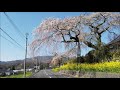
[29,69,73,78]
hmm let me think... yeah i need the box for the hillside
[0,56,53,69]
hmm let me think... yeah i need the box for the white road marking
[44,70,52,78]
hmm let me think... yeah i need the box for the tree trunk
[77,42,81,63]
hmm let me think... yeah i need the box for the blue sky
[0,12,117,61]
[1,12,85,61]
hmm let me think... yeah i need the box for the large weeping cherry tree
[30,16,86,63]
[30,12,120,63]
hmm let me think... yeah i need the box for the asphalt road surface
[29,69,74,78]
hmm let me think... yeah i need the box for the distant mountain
[32,56,53,63]
[0,61,7,65]
[1,56,53,63]
[0,56,53,69]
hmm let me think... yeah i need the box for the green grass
[0,72,32,78]
[53,61,120,73]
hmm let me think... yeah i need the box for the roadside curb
[58,70,120,78]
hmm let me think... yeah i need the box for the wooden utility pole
[24,33,29,78]
[36,58,38,69]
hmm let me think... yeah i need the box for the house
[13,69,24,74]
[26,68,33,72]
[0,70,6,76]
[34,66,40,69]
[0,69,14,76]
[5,70,14,76]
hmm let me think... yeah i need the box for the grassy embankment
[53,50,120,73]
[53,61,120,73]
[0,72,32,78]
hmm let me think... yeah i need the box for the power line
[3,12,26,41]
[0,27,25,50]
[0,34,25,50]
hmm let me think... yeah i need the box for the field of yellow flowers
[53,61,120,73]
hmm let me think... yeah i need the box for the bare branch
[96,13,107,28]
[107,30,118,36]
[99,26,110,34]
[83,41,98,50]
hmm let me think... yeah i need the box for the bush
[67,59,77,64]
[112,50,120,61]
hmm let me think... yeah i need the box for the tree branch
[76,29,80,37]
[96,13,107,28]
[107,30,118,36]
[99,26,110,34]
[60,30,66,42]
[83,41,98,50]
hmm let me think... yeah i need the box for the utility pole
[0,13,1,61]
[24,33,29,78]
[39,60,41,70]
[36,58,38,69]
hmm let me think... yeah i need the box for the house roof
[0,70,6,73]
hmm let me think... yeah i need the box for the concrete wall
[59,70,120,78]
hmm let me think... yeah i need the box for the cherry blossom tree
[30,16,86,63]
[30,12,120,63]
